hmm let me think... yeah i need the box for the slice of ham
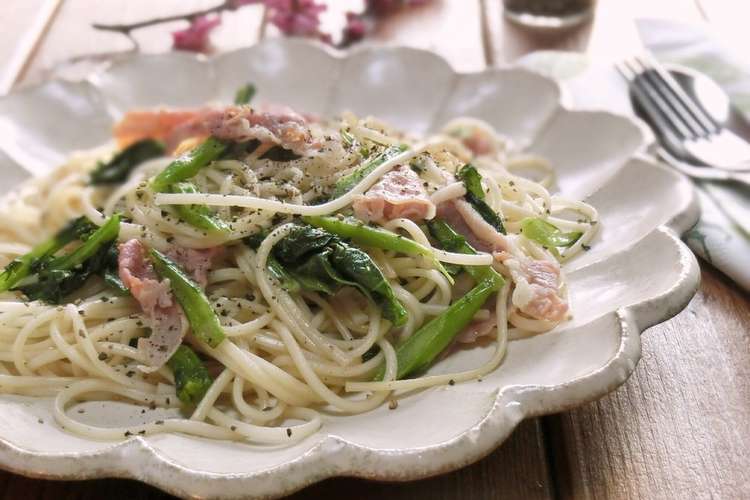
[118,239,186,370]
[114,105,318,156]
[462,130,495,157]
[352,166,436,223]
[113,109,199,151]
[436,199,509,253]
[504,257,568,322]
[166,246,224,288]
[435,198,568,323]
[455,312,497,343]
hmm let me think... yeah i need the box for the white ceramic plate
[0,39,700,498]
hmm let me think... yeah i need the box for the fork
[617,55,750,175]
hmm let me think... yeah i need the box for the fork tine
[631,57,705,139]
[623,59,694,139]
[617,61,685,142]
[637,55,720,135]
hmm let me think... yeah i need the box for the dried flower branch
[91,0,433,53]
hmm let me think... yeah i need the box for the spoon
[630,63,750,185]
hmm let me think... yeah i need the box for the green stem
[150,137,227,193]
[150,249,226,348]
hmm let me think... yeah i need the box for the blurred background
[1,0,745,90]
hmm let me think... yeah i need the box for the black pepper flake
[155,420,164,425]
[37,418,44,424]
[77,409,85,414]
[138,430,146,435]
[149,401,157,410]
[230,425,237,431]
[448,379,455,386]
[98,352,108,361]
[388,399,398,410]
[166,397,171,405]
[286,428,292,437]
[581,244,591,251]
[126,370,135,378]
[124,431,133,437]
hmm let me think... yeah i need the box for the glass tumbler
[503,0,596,29]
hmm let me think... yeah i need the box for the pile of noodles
[0,112,597,444]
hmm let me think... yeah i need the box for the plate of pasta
[0,39,699,498]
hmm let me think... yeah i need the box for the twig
[91,1,235,37]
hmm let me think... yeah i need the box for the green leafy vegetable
[362,344,380,362]
[329,242,408,327]
[267,255,301,293]
[222,139,260,159]
[90,139,165,185]
[289,248,358,295]
[0,216,97,293]
[102,244,129,295]
[374,271,505,380]
[104,268,129,295]
[273,225,335,263]
[456,163,485,199]
[16,215,121,303]
[520,218,582,257]
[260,146,301,162]
[170,182,230,234]
[331,145,407,199]
[457,164,505,234]
[233,83,256,105]
[150,136,228,193]
[302,215,452,283]
[150,249,226,348]
[167,345,213,405]
[270,224,408,327]
[242,233,301,293]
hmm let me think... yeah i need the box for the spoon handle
[656,147,750,189]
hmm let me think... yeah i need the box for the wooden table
[1,1,748,498]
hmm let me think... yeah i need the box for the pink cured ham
[435,199,509,253]
[504,257,568,322]
[352,166,436,223]
[114,105,318,156]
[436,198,568,323]
[166,246,224,288]
[455,312,497,343]
[462,131,495,157]
[118,239,185,369]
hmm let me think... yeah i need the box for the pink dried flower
[367,0,433,16]
[342,12,369,46]
[265,0,326,37]
[171,15,221,52]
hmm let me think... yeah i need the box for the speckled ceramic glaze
[0,39,699,499]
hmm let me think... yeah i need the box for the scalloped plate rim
[0,39,700,499]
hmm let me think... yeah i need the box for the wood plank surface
[545,269,750,499]
[1,0,749,499]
